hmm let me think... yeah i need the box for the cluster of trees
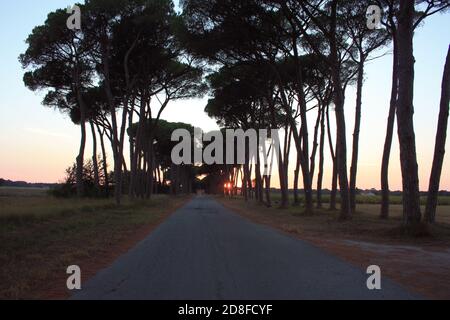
[21,0,449,229]
[51,158,109,197]
[179,0,449,227]
[20,0,206,204]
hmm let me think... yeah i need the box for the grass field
[0,186,49,198]
[267,192,450,206]
[219,195,450,244]
[0,187,190,299]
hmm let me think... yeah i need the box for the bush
[49,160,108,198]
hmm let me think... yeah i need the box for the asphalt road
[72,196,418,300]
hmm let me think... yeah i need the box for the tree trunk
[334,87,351,219]
[75,90,86,198]
[283,136,291,207]
[330,1,351,220]
[293,153,301,205]
[277,148,289,208]
[247,164,253,199]
[268,98,289,208]
[137,150,144,197]
[317,104,326,209]
[297,117,313,213]
[255,164,263,203]
[310,104,322,181]
[396,0,421,225]
[96,124,109,197]
[264,175,272,207]
[425,46,450,223]
[330,145,338,211]
[262,141,273,207]
[90,120,100,193]
[292,30,313,214]
[146,142,155,199]
[243,163,248,201]
[130,93,147,198]
[128,103,135,198]
[286,109,313,212]
[101,43,122,205]
[380,32,399,219]
[326,104,337,211]
[350,61,365,212]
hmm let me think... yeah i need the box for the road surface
[72,196,418,300]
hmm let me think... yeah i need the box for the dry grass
[219,196,450,245]
[0,190,190,299]
[0,186,49,198]
[268,192,450,206]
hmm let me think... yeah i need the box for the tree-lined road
[72,196,418,300]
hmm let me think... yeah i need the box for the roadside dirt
[41,196,191,300]
[218,198,450,300]
[301,237,450,299]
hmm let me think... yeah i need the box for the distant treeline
[0,178,58,189]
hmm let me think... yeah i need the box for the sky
[0,1,449,191]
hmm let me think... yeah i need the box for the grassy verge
[0,193,190,299]
[218,196,450,245]
[268,192,450,206]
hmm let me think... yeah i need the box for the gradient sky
[0,1,449,191]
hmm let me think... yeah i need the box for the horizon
[3,177,450,194]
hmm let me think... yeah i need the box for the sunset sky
[0,1,449,191]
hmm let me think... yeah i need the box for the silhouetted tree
[20,9,93,198]
[339,0,390,212]
[396,0,422,225]
[282,0,356,219]
[378,0,449,219]
[425,46,450,223]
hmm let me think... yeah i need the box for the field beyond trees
[0,187,190,299]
